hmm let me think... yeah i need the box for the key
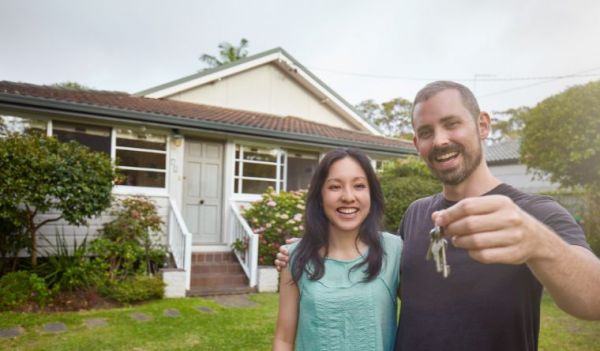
[426,225,451,278]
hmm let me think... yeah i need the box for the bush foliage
[0,271,51,311]
[242,188,306,266]
[379,157,442,232]
[35,233,106,292]
[99,275,165,304]
[0,133,115,266]
[90,196,167,281]
[521,81,600,257]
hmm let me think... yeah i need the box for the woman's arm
[272,267,299,350]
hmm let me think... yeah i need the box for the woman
[273,148,402,351]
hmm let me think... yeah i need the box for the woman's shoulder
[380,231,403,244]
[286,240,301,255]
[379,231,403,254]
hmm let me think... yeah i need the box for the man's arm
[436,195,600,320]
[275,239,300,272]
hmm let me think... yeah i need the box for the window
[0,115,46,136]
[234,145,284,195]
[115,127,167,188]
[52,121,111,154]
[286,151,318,191]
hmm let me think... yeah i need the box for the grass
[539,294,600,351]
[0,294,278,351]
[0,293,598,350]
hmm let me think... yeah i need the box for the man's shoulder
[494,183,563,213]
[407,193,443,212]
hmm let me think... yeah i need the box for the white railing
[168,197,192,290]
[229,202,259,287]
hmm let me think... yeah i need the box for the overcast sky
[1,0,600,115]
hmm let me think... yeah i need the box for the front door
[183,140,223,244]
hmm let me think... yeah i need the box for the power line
[479,66,600,97]
[308,66,600,83]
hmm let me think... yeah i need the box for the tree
[356,97,413,138]
[489,106,529,143]
[0,133,116,266]
[379,157,442,232]
[520,81,600,188]
[199,38,249,69]
[53,81,90,90]
[520,80,600,255]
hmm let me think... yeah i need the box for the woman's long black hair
[291,148,385,284]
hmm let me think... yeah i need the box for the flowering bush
[242,187,306,266]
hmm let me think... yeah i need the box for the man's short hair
[411,81,481,122]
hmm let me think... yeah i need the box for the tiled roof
[0,81,414,152]
[485,139,521,164]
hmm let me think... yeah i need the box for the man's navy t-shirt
[395,184,589,351]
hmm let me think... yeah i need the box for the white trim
[115,146,167,154]
[222,142,236,244]
[145,52,282,99]
[46,119,53,136]
[276,54,381,135]
[110,128,117,161]
[234,159,278,166]
[192,245,231,253]
[234,175,277,182]
[142,50,380,135]
[117,166,167,173]
[113,185,169,197]
[231,193,262,203]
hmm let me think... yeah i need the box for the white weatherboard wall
[35,195,170,254]
[489,164,559,193]
[168,64,357,131]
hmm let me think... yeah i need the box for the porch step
[188,251,255,296]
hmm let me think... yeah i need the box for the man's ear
[478,112,491,140]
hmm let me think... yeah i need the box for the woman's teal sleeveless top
[288,232,402,351]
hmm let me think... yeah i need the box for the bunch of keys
[426,224,450,278]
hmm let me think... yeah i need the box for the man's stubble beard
[427,140,483,186]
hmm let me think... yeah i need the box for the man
[276,81,600,350]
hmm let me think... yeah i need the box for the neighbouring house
[0,48,414,296]
[486,139,559,193]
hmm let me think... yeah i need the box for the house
[486,139,558,193]
[0,48,414,296]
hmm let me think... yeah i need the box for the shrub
[90,196,167,281]
[242,187,306,266]
[0,271,51,311]
[379,157,442,232]
[0,133,115,266]
[542,189,600,257]
[0,206,29,274]
[35,232,106,292]
[99,275,165,304]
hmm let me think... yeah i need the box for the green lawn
[0,293,597,350]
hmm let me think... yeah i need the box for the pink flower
[293,213,302,222]
[267,201,276,207]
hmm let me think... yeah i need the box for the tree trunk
[26,211,38,267]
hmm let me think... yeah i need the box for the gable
[139,48,380,135]
[166,63,357,130]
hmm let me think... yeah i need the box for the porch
[163,197,269,297]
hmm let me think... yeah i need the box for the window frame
[233,144,286,196]
[112,127,170,195]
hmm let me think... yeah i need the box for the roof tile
[0,81,413,151]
